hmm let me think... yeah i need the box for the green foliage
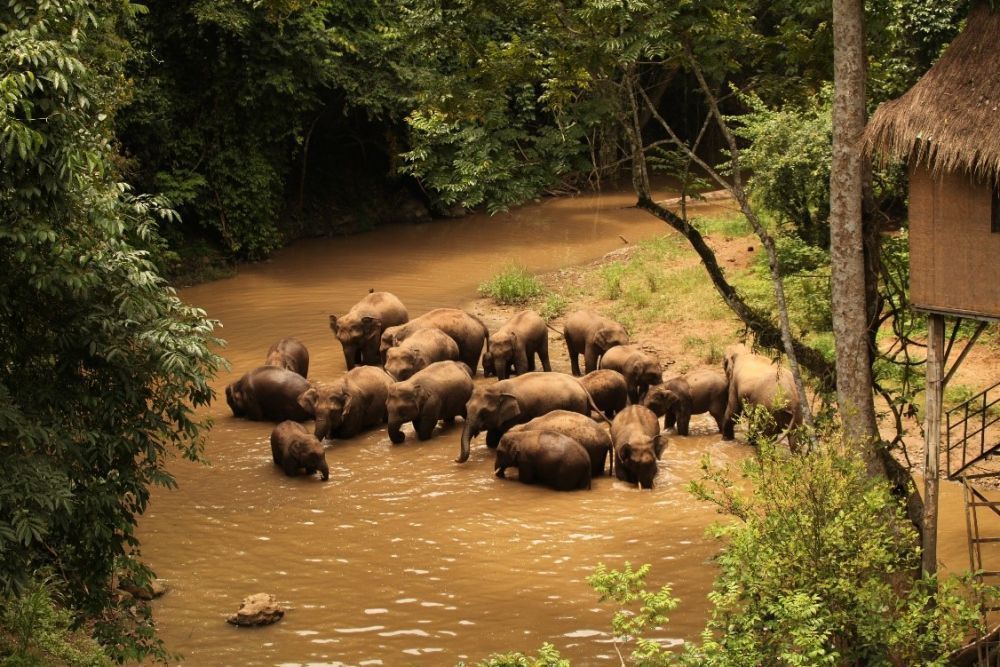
[0,578,111,666]
[463,643,569,667]
[540,293,569,321]
[1,0,224,659]
[600,263,626,301]
[478,265,544,304]
[688,438,983,666]
[734,90,833,247]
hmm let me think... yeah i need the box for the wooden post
[922,313,945,576]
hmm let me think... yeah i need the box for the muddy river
[139,190,770,664]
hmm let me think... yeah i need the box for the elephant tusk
[637,482,642,490]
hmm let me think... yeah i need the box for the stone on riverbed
[227,593,285,627]
[119,578,168,601]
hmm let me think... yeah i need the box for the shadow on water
[140,190,747,665]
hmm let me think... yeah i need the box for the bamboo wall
[908,164,1000,320]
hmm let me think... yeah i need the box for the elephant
[270,421,329,480]
[226,366,312,422]
[482,310,551,380]
[562,309,630,376]
[380,324,405,365]
[329,291,409,370]
[382,308,488,373]
[722,344,802,446]
[598,345,664,403]
[297,366,393,440]
[643,369,728,435]
[610,405,668,490]
[494,430,592,491]
[579,369,628,420]
[265,337,309,377]
[386,361,474,444]
[508,410,613,477]
[384,327,461,381]
[457,371,600,462]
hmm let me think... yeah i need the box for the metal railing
[946,380,1000,480]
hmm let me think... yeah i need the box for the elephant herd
[226,290,803,491]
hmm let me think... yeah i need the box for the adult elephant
[384,328,460,381]
[457,372,598,462]
[598,345,664,404]
[386,361,474,443]
[385,308,488,373]
[226,366,312,422]
[508,410,613,477]
[562,310,629,376]
[482,310,551,380]
[579,369,628,420]
[297,366,393,440]
[329,291,408,370]
[643,369,728,435]
[265,337,309,378]
[722,344,802,446]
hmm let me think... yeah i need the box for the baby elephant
[598,345,664,404]
[270,421,329,480]
[611,405,668,490]
[384,328,460,381]
[483,310,551,380]
[387,361,474,444]
[579,369,628,420]
[494,430,592,491]
[265,337,310,378]
[563,309,630,376]
[643,369,728,436]
[508,410,613,477]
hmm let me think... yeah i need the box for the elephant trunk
[319,460,330,481]
[388,420,406,445]
[457,418,478,463]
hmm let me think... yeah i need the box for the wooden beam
[943,320,989,388]
[923,313,945,576]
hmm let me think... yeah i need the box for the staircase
[946,381,1000,480]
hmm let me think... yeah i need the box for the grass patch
[692,214,753,237]
[478,264,544,304]
[540,293,568,321]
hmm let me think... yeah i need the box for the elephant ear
[496,393,522,425]
[653,434,669,459]
[618,442,632,462]
[341,393,355,419]
[329,315,339,333]
[297,387,318,415]
[361,315,383,340]
[414,385,432,411]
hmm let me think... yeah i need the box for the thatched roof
[865,4,1000,185]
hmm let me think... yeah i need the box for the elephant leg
[677,407,691,436]
[538,339,551,372]
[664,409,676,429]
[626,384,639,405]
[710,408,727,435]
[722,402,740,441]
[486,428,502,449]
[583,344,600,374]
[415,415,437,440]
[567,341,581,376]
[283,458,299,477]
[518,464,536,485]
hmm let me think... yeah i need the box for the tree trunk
[831,0,881,473]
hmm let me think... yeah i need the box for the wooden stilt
[923,313,945,576]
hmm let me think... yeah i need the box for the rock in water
[119,578,168,600]
[226,593,285,627]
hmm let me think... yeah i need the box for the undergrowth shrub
[478,265,544,304]
[540,293,569,321]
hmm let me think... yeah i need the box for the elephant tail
[544,321,564,339]
[581,385,611,425]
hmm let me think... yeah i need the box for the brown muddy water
[140,190,749,665]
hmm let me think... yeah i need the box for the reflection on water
[140,190,746,665]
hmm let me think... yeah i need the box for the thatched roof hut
[865,3,1000,185]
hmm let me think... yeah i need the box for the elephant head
[225,381,247,417]
[624,355,663,398]
[486,331,524,380]
[386,383,431,444]
[330,313,383,364]
[643,386,680,416]
[380,325,403,364]
[722,344,748,381]
[457,386,522,462]
[618,434,668,490]
[384,346,424,381]
[481,351,496,377]
[594,326,629,354]
[494,435,521,478]
[302,448,330,481]
[298,383,352,440]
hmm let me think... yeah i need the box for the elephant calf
[265,337,310,378]
[226,366,312,422]
[387,361,474,444]
[722,344,802,446]
[329,290,409,370]
[271,421,329,480]
[508,410,613,477]
[643,369,728,436]
[579,369,628,420]
[297,366,393,440]
[562,309,630,376]
[483,310,551,380]
[610,405,668,490]
[383,308,488,373]
[495,430,592,491]
[384,328,460,381]
[598,345,664,404]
